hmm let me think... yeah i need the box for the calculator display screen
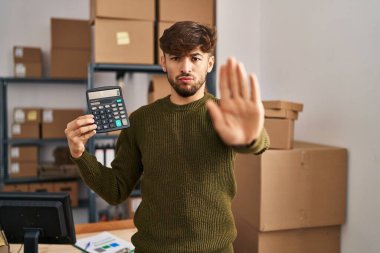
[88,88,120,100]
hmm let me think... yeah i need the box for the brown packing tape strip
[265,109,298,120]
[262,100,304,112]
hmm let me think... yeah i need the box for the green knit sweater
[73,93,269,253]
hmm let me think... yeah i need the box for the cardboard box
[3,183,29,192]
[8,162,38,178]
[53,181,78,207]
[159,0,215,25]
[10,146,38,162]
[233,216,341,253]
[0,230,10,253]
[265,108,298,120]
[127,197,142,218]
[51,18,91,49]
[232,141,347,232]
[51,48,90,79]
[13,107,42,123]
[29,182,55,192]
[11,123,40,139]
[264,118,294,149]
[90,0,155,23]
[148,75,171,103]
[156,21,175,63]
[94,18,154,64]
[14,62,42,78]
[13,46,42,63]
[42,109,83,138]
[263,100,303,112]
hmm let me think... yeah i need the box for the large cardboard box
[3,183,29,192]
[53,181,79,207]
[263,100,304,112]
[90,0,155,23]
[234,216,341,253]
[13,46,42,63]
[29,182,55,192]
[10,146,38,162]
[8,162,38,178]
[14,62,42,78]
[51,18,91,49]
[232,141,347,232]
[158,0,215,26]
[94,19,154,64]
[264,118,294,149]
[11,123,40,139]
[148,75,171,103]
[13,107,42,124]
[156,21,175,63]
[51,48,90,79]
[42,109,83,138]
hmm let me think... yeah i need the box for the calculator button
[93,111,99,115]
[95,120,101,125]
[110,123,116,128]
[109,119,114,123]
[96,125,103,130]
[101,115,106,119]
[113,112,119,115]
[105,105,110,108]
[122,119,129,126]
[99,110,105,114]
[117,103,123,107]
[102,119,108,124]
[98,105,104,109]
[106,109,112,113]
[103,124,109,129]
[111,104,117,108]
[92,107,97,110]
[95,115,100,120]
[107,114,113,118]
[112,108,118,111]
[119,111,126,115]
[114,116,120,119]
[115,120,122,127]
[121,114,126,118]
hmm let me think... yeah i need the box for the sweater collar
[161,93,213,111]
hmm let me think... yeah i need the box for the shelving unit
[0,78,87,185]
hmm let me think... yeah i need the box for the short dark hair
[159,21,216,56]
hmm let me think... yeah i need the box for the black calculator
[86,86,130,133]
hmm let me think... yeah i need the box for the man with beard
[65,21,269,253]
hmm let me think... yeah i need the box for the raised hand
[206,57,265,146]
[65,114,97,158]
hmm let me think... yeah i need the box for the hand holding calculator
[86,86,130,133]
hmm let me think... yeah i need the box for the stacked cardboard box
[8,146,38,178]
[50,18,91,78]
[232,141,348,253]
[148,75,171,103]
[3,183,29,192]
[156,0,215,63]
[13,46,42,78]
[11,107,41,139]
[41,108,83,138]
[263,100,303,149]
[91,0,155,64]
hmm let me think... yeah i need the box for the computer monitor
[0,192,76,253]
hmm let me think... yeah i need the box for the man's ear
[160,55,167,72]
[207,55,215,73]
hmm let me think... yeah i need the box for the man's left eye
[192,57,201,61]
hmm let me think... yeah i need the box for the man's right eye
[170,56,179,61]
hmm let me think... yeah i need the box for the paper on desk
[75,231,134,253]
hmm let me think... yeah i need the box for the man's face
[161,47,214,97]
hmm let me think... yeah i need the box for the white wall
[258,0,380,252]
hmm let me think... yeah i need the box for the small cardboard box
[156,21,175,63]
[51,48,90,79]
[233,216,341,253]
[158,0,215,25]
[14,62,42,78]
[127,197,142,218]
[29,182,55,192]
[0,229,10,253]
[3,183,29,192]
[94,18,154,64]
[10,146,38,162]
[51,18,91,49]
[11,123,40,139]
[53,181,79,207]
[8,162,38,178]
[13,46,42,63]
[42,109,83,138]
[265,108,298,120]
[232,141,347,232]
[90,0,155,23]
[264,118,294,149]
[13,107,42,123]
[148,75,171,103]
[263,100,303,112]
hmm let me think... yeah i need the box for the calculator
[86,86,130,133]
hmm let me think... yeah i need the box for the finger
[237,62,249,99]
[81,130,96,141]
[206,100,227,133]
[219,64,230,99]
[75,124,97,137]
[67,116,95,130]
[249,73,262,103]
[227,57,240,98]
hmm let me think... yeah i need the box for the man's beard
[167,72,207,97]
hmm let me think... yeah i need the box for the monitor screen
[0,192,76,246]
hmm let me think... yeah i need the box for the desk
[9,220,137,253]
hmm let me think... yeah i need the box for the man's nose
[180,58,192,73]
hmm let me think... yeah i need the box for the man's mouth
[178,76,194,83]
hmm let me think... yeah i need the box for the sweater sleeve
[232,127,270,155]
[72,117,143,205]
